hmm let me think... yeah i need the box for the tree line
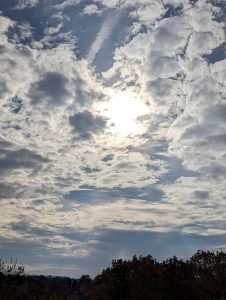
[1,250,226,299]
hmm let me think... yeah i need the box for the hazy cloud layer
[0,0,226,276]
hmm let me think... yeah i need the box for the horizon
[0,0,226,278]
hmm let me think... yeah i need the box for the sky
[0,0,226,278]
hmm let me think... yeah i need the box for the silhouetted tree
[2,251,226,300]
[88,250,226,300]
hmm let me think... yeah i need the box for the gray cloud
[9,95,23,114]
[28,72,71,106]
[73,75,101,108]
[69,110,106,139]
[149,56,181,79]
[146,77,184,111]
[102,154,114,162]
[203,104,226,123]
[10,221,52,237]
[0,80,9,97]
[194,190,209,199]
[0,141,49,174]
[0,183,22,199]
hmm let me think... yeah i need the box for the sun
[100,92,149,136]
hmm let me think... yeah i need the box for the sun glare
[102,92,149,135]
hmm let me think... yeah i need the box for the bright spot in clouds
[101,92,149,135]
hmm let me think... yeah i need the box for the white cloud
[187,31,224,57]
[82,4,102,16]
[54,0,81,10]
[0,15,15,44]
[129,0,164,27]
[14,0,39,9]
[44,23,63,36]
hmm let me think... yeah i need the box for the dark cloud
[102,154,114,162]
[28,72,71,106]
[194,190,209,199]
[81,167,101,174]
[0,183,22,199]
[0,149,48,170]
[69,110,106,139]
[205,162,226,178]
[10,221,52,237]
[0,80,8,97]
[203,104,226,123]
[0,143,49,174]
[0,139,12,149]
[73,75,91,107]
[9,95,23,113]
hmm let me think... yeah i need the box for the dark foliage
[88,250,226,300]
[1,250,226,300]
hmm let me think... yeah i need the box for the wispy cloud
[87,10,121,63]
[13,0,39,9]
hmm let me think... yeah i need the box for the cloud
[129,0,164,27]
[167,74,226,176]
[194,190,209,200]
[187,31,225,57]
[54,0,81,10]
[82,4,102,16]
[0,15,14,32]
[0,147,48,173]
[69,110,106,139]
[0,183,23,199]
[9,96,23,114]
[28,72,71,106]
[146,78,183,103]
[87,10,120,63]
[0,80,9,97]
[0,137,50,200]
[13,0,39,9]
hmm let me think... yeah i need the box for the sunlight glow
[103,92,149,135]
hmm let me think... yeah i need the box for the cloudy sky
[0,0,226,277]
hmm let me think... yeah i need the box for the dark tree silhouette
[88,250,226,300]
[1,250,226,300]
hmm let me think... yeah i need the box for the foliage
[88,250,226,300]
[1,250,226,299]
